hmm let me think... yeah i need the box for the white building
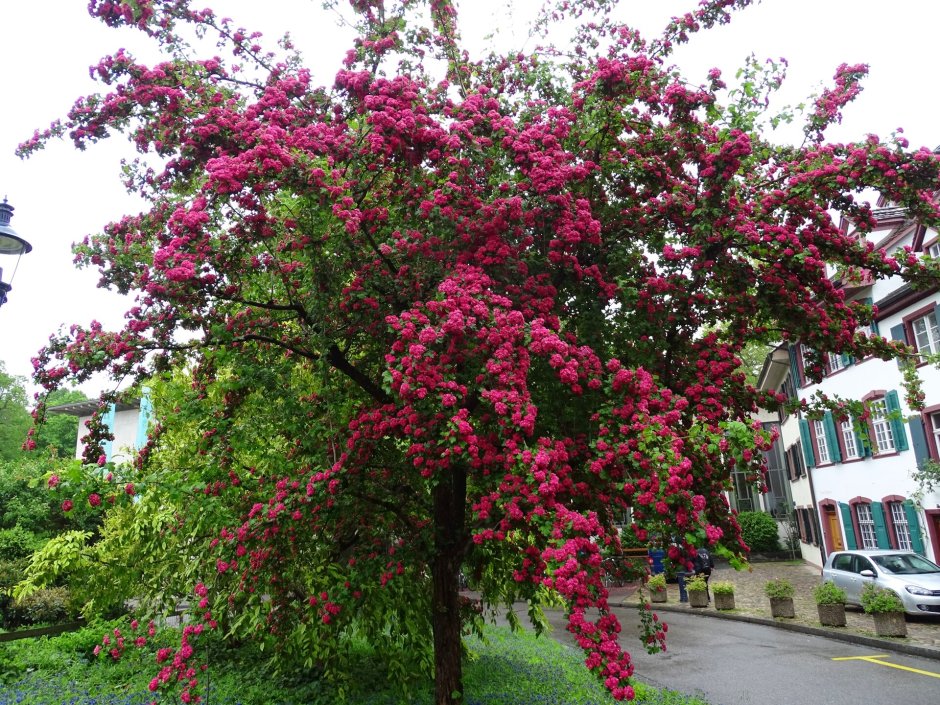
[757,201,940,569]
[48,396,153,464]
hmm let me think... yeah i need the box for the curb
[617,600,940,662]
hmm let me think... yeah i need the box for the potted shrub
[647,573,668,603]
[764,578,795,618]
[860,583,907,638]
[711,581,735,610]
[813,581,847,627]
[685,574,709,608]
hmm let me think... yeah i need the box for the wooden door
[826,508,844,551]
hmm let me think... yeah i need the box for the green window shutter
[908,416,930,468]
[871,502,891,548]
[839,503,858,550]
[788,344,801,390]
[885,390,909,451]
[823,412,841,462]
[840,353,853,367]
[902,501,926,555]
[798,419,816,468]
[889,323,908,369]
[854,418,872,457]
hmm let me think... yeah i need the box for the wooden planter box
[872,611,907,638]
[650,589,667,603]
[688,590,708,608]
[769,597,795,618]
[714,593,735,611]
[817,603,846,627]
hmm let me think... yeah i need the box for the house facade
[48,395,152,464]
[756,202,940,569]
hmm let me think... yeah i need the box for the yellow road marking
[832,654,940,679]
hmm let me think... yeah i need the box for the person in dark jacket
[692,547,715,600]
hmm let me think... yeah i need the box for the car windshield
[871,554,940,575]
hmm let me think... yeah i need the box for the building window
[855,503,878,549]
[870,399,896,454]
[828,352,845,373]
[931,412,940,460]
[888,502,912,551]
[911,311,940,357]
[926,241,940,258]
[841,420,860,460]
[813,419,831,464]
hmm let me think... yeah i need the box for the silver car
[822,550,940,616]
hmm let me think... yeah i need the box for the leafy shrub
[860,583,905,614]
[647,573,667,591]
[764,578,794,599]
[0,558,26,591]
[711,581,734,596]
[813,581,846,605]
[0,525,43,560]
[4,587,73,628]
[0,645,26,685]
[738,511,780,553]
[685,574,708,592]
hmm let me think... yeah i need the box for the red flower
[89,493,102,507]
[61,499,73,512]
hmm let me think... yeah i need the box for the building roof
[47,399,140,417]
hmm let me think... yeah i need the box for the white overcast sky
[1,0,939,397]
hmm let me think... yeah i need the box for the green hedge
[3,587,74,629]
[738,511,780,553]
[0,526,44,561]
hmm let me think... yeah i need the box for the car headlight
[904,585,934,596]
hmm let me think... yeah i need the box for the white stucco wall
[73,406,143,464]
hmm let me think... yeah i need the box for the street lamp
[0,197,32,309]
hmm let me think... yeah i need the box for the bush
[764,578,794,599]
[685,574,708,592]
[711,581,734,596]
[860,583,905,614]
[738,511,780,553]
[813,581,846,605]
[4,587,73,628]
[647,573,667,591]
[0,525,44,560]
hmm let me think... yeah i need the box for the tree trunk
[431,465,467,705]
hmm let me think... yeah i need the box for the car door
[851,554,878,603]
[827,553,859,603]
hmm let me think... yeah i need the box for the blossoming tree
[20,0,940,703]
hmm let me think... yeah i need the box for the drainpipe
[806,460,826,567]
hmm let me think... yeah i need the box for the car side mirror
[859,569,876,578]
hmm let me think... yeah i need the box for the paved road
[531,606,940,705]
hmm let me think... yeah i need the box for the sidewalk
[614,560,940,659]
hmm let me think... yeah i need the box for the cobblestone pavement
[613,560,940,656]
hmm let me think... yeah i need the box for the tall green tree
[34,389,87,459]
[18,1,940,703]
[0,362,31,461]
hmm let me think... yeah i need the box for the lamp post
[0,198,32,309]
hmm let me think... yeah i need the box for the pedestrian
[693,547,714,601]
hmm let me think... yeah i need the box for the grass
[0,621,708,705]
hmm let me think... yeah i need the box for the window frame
[840,418,861,460]
[869,398,896,455]
[812,418,831,464]
[855,502,878,549]
[860,389,909,457]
